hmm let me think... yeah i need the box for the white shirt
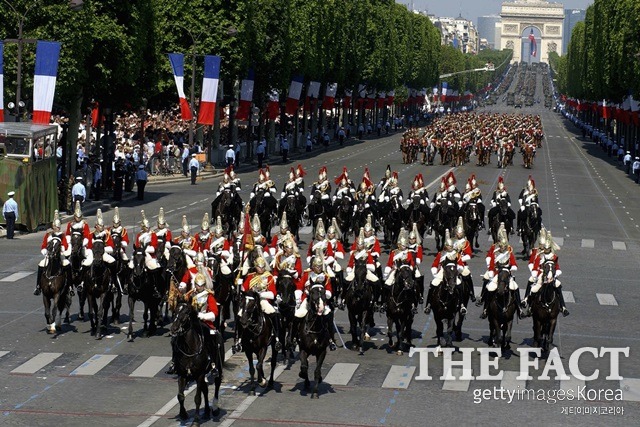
[225,148,235,161]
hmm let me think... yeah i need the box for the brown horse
[40,238,70,335]
[523,145,534,168]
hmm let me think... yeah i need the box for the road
[1,103,639,427]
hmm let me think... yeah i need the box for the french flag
[386,90,395,106]
[305,81,320,111]
[343,90,352,109]
[322,82,337,110]
[32,41,61,125]
[529,31,537,57]
[0,42,4,122]
[285,75,304,115]
[267,89,280,121]
[168,53,193,121]
[197,55,221,126]
[236,69,255,121]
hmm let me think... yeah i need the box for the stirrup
[424,304,431,314]
[329,341,337,351]
[274,339,282,352]
[460,306,467,315]
[480,310,487,319]
[34,287,41,296]
[562,307,570,317]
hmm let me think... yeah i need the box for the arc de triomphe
[499,0,564,64]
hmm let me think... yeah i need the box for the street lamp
[6,101,26,122]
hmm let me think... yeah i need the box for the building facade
[563,8,586,54]
[477,15,501,50]
[429,15,479,54]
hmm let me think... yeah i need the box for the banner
[197,55,221,126]
[32,41,61,124]
[343,90,352,109]
[168,53,193,121]
[386,90,395,106]
[236,69,255,121]
[529,31,537,57]
[322,82,337,110]
[267,89,280,121]
[305,81,320,110]
[285,76,304,115]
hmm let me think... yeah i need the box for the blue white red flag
[197,55,221,125]
[529,32,537,57]
[168,53,193,121]
[33,41,61,124]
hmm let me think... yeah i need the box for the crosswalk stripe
[500,370,527,392]
[581,239,594,248]
[324,362,359,386]
[129,356,172,378]
[553,237,564,247]
[0,271,35,282]
[612,241,627,250]
[70,354,118,376]
[596,293,618,306]
[382,365,415,389]
[620,378,640,402]
[0,351,9,359]
[442,368,473,392]
[563,291,575,303]
[11,352,63,374]
[560,376,585,394]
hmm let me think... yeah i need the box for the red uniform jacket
[135,231,158,255]
[41,231,69,251]
[194,290,219,330]
[242,272,277,300]
[65,221,92,242]
[297,270,333,301]
[487,248,517,274]
[347,250,376,269]
[273,253,302,279]
[386,250,415,269]
[109,226,130,248]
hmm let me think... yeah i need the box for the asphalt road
[1,101,639,427]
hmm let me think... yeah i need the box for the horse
[344,258,374,355]
[333,196,354,247]
[490,199,512,243]
[431,198,456,251]
[430,261,460,348]
[237,289,277,395]
[523,145,534,168]
[486,267,517,352]
[109,233,128,324]
[68,232,87,322]
[278,193,303,240]
[497,145,506,168]
[166,246,189,317]
[296,284,331,398]
[212,190,242,239]
[307,189,332,237]
[208,255,235,337]
[385,266,416,355]
[40,238,70,335]
[276,273,298,362]
[404,195,429,240]
[382,196,404,248]
[170,301,223,423]
[521,202,541,257]
[250,189,279,241]
[126,247,163,341]
[352,196,375,234]
[530,261,560,355]
[463,202,482,249]
[83,240,113,339]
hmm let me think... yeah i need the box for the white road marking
[0,351,9,359]
[442,367,473,392]
[11,352,63,374]
[581,239,594,248]
[612,241,626,250]
[324,362,359,386]
[596,293,618,306]
[69,354,118,376]
[620,378,640,402]
[563,291,575,303]
[1,271,35,282]
[129,356,172,378]
[382,365,415,389]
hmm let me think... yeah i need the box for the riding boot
[328,312,337,351]
[365,308,375,328]
[480,292,491,319]
[464,275,476,302]
[456,284,467,315]
[165,337,177,374]
[556,286,570,317]
[34,266,44,295]
[416,276,425,305]
[509,219,515,235]
[204,331,220,381]
[109,264,118,293]
[513,289,524,319]
[379,285,390,313]
[151,272,162,299]
[521,280,533,317]
[269,313,282,351]
[65,265,75,296]
[475,280,487,306]
[423,285,435,314]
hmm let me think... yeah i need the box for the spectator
[280,138,289,163]
[385,120,390,134]
[306,135,313,152]
[256,138,266,168]
[337,127,346,145]
[377,122,382,136]
[357,123,364,140]
[623,151,632,174]
[76,144,85,168]
[93,163,102,201]
[225,145,235,168]
[71,177,86,205]
[234,142,242,168]
[633,157,640,184]
[181,144,190,176]
[136,164,148,200]
[189,153,200,185]
[2,191,18,239]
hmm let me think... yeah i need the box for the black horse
[212,190,242,239]
[208,255,236,337]
[68,233,87,322]
[126,247,163,341]
[490,199,513,243]
[521,202,541,257]
[110,233,129,324]
[83,240,113,339]
[382,197,404,248]
[250,189,279,241]
[278,194,303,240]
[344,258,374,355]
[333,196,354,247]
[431,199,456,252]
[404,195,429,240]
[166,246,189,318]
[276,274,298,362]
[296,285,331,398]
[530,261,560,355]
[170,301,223,423]
[307,189,333,237]
[352,196,375,234]
[486,267,517,352]
[463,202,482,249]
[40,238,70,335]
[430,261,460,348]
[237,289,278,395]
[385,266,416,355]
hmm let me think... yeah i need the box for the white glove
[197,312,206,320]
[41,248,48,256]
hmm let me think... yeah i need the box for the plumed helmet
[439,177,446,192]
[229,165,236,179]
[254,256,267,269]
[497,223,509,249]
[265,165,271,179]
[446,171,456,188]
[470,174,477,189]
[356,227,365,248]
[497,176,505,190]
[328,217,341,239]
[389,171,398,185]
[52,210,61,229]
[315,218,326,239]
[364,214,374,234]
[213,216,224,236]
[443,229,453,250]
[412,174,421,190]
[112,207,121,227]
[201,212,210,231]
[194,272,207,287]
[283,237,294,250]
[195,251,206,265]
[312,249,325,269]
[289,167,296,180]
[409,222,421,245]
[73,200,83,220]
[397,228,408,249]
[536,226,548,249]
[296,164,306,178]
[258,168,266,182]
[465,180,471,192]
[280,212,289,231]
[544,230,560,252]
[224,166,231,181]
[385,165,391,178]
[96,208,104,228]
[318,166,325,181]
[455,216,465,238]
[251,214,261,234]
[140,210,149,229]
[182,215,190,234]
[157,207,167,227]
[360,180,368,191]
[527,175,535,191]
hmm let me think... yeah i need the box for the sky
[397,0,594,23]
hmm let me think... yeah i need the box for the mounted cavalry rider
[272,236,302,280]
[85,209,118,292]
[153,207,173,263]
[213,165,243,211]
[310,166,332,207]
[407,173,429,208]
[238,214,271,280]
[239,256,281,351]
[407,223,424,304]
[65,200,92,263]
[377,165,392,193]
[378,171,402,205]
[179,251,213,293]
[521,230,569,317]
[355,170,377,221]
[208,216,234,277]
[383,230,416,311]
[294,164,306,193]
[444,171,462,210]
[424,230,466,315]
[295,250,337,351]
[281,167,301,200]
[452,217,477,303]
[133,210,162,298]
[345,228,379,284]
[430,177,448,210]
[333,167,356,203]
[191,272,220,380]
[194,213,213,259]
[173,215,199,268]
[306,218,336,278]
[477,223,523,319]
[351,214,382,274]
[517,175,542,236]
[35,210,70,295]
[229,165,241,193]
[249,167,276,200]
[462,174,486,229]
[520,227,547,315]
[270,213,292,257]
[109,207,129,263]
[488,176,515,234]
[326,218,345,285]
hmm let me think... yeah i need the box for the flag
[386,90,395,106]
[168,53,193,121]
[91,101,103,127]
[377,92,386,109]
[267,89,280,121]
[286,75,304,115]
[529,31,537,57]
[197,55,221,125]
[322,82,337,110]
[365,91,376,110]
[241,212,254,252]
[0,42,4,122]
[235,69,255,121]
[343,90,352,109]
[305,81,320,110]
[32,41,61,125]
